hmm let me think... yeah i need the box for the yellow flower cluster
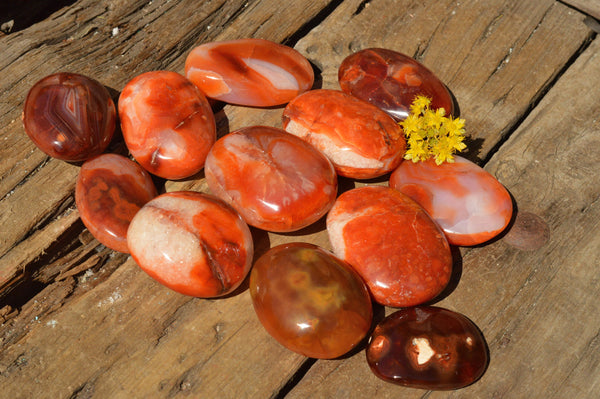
[400,95,466,165]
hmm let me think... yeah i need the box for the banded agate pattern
[23,72,116,162]
[185,38,314,106]
[390,155,513,246]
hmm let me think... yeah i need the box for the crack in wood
[353,0,372,16]
[282,0,345,47]
[272,357,317,399]
[480,31,595,167]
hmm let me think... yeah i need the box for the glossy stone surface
[339,48,454,121]
[185,38,314,107]
[75,154,158,253]
[282,89,405,179]
[22,72,116,162]
[250,243,373,359]
[205,126,337,232]
[366,307,488,390]
[127,191,253,297]
[327,186,452,307]
[119,71,216,179]
[390,156,513,246]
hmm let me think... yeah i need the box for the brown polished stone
[75,154,158,253]
[249,243,373,359]
[366,307,488,390]
[339,48,454,121]
[22,72,116,162]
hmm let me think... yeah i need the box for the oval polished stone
[339,48,454,121]
[390,155,513,246]
[282,89,406,179]
[119,71,216,179]
[366,307,488,390]
[127,191,253,297]
[327,186,452,307]
[22,72,116,162]
[75,154,158,253]
[185,38,314,107]
[250,243,373,359]
[205,126,337,232]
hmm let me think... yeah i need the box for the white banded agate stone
[389,155,513,246]
[185,39,314,107]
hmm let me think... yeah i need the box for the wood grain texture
[0,0,598,397]
[561,0,600,19]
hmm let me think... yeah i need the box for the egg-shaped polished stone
[22,72,116,162]
[185,38,314,107]
[282,89,405,179]
[327,186,452,307]
[339,48,454,121]
[127,191,253,297]
[75,154,158,253]
[250,243,373,359]
[367,307,488,390]
[205,126,337,232]
[390,156,513,246]
[119,71,216,180]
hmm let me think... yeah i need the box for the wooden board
[0,0,598,397]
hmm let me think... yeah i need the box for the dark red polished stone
[119,71,216,180]
[75,154,158,253]
[282,89,405,179]
[205,126,337,232]
[327,186,452,307]
[339,48,454,121]
[250,243,373,359]
[127,191,253,297]
[366,307,488,390]
[22,72,116,162]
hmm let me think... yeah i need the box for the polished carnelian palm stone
[75,154,158,253]
[119,71,216,179]
[282,89,405,179]
[22,72,116,162]
[367,307,488,390]
[390,156,513,246]
[327,186,452,307]
[205,126,337,232]
[339,48,454,121]
[127,192,253,297]
[185,38,314,107]
[250,243,373,359]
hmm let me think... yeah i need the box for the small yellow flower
[400,95,467,164]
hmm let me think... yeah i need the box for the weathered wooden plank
[561,0,600,19]
[286,29,600,399]
[0,0,597,398]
